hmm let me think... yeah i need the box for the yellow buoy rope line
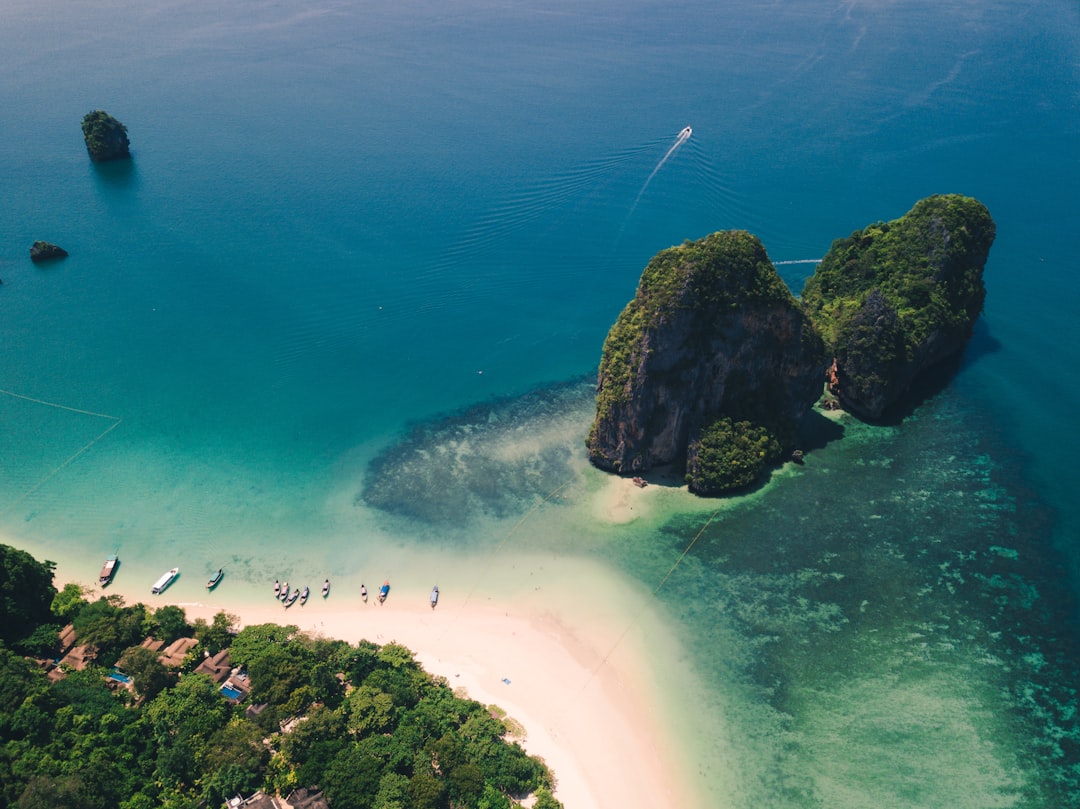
[558,503,725,718]
[0,387,123,516]
[455,478,574,612]
[439,466,723,726]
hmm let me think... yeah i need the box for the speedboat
[151,567,179,595]
[679,125,692,139]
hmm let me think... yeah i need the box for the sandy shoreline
[5,476,702,807]
[172,595,672,809]
[40,527,694,809]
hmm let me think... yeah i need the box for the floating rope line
[0,387,122,420]
[562,503,725,716]
[456,479,574,611]
[652,506,723,595]
[0,387,123,515]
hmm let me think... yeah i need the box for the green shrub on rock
[687,417,782,495]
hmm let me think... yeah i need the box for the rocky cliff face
[30,241,68,263]
[587,231,826,482]
[801,195,995,419]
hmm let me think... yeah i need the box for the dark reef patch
[359,379,594,527]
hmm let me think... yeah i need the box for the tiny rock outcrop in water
[30,241,68,263]
[801,194,995,419]
[81,110,130,162]
[587,230,827,495]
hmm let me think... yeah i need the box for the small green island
[81,110,130,162]
[588,194,995,495]
[0,544,562,809]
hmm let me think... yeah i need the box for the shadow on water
[959,319,1003,369]
[91,157,138,190]
[869,321,1003,427]
[796,407,845,452]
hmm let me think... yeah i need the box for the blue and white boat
[151,567,179,594]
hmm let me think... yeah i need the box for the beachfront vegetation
[0,544,561,809]
[0,545,57,652]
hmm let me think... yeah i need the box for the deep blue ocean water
[2,0,1079,806]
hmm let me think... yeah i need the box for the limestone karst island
[81,110,130,162]
[588,194,996,495]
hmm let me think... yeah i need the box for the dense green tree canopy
[0,544,57,646]
[801,194,995,357]
[688,417,783,495]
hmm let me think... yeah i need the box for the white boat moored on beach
[151,567,179,594]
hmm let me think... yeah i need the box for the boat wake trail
[624,126,692,223]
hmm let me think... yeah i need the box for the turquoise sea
[2,0,1079,806]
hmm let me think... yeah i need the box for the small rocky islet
[588,194,995,495]
[81,110,130,162]
[29,240,69,263]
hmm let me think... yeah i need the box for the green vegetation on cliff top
[800,194,995,359]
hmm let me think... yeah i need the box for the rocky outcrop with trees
[588,195,994,495]
[81,110,130,162]
[801,194,995,419]
[587,230,827,495]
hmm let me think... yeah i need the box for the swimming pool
[220,684,243,701]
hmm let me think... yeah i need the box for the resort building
[157,636,199,668]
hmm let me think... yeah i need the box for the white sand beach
[43,541,698,809]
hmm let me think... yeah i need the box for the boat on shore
[151,567,179,595]
[206,568,223,590]
[430,585,439,609]
[322,578,330,598]
[299,585,310,605]
[279,581,290,601]
[284,587,300,608]
[274,579,280,598]
[99,555,119,587]
[379,580,390,604]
